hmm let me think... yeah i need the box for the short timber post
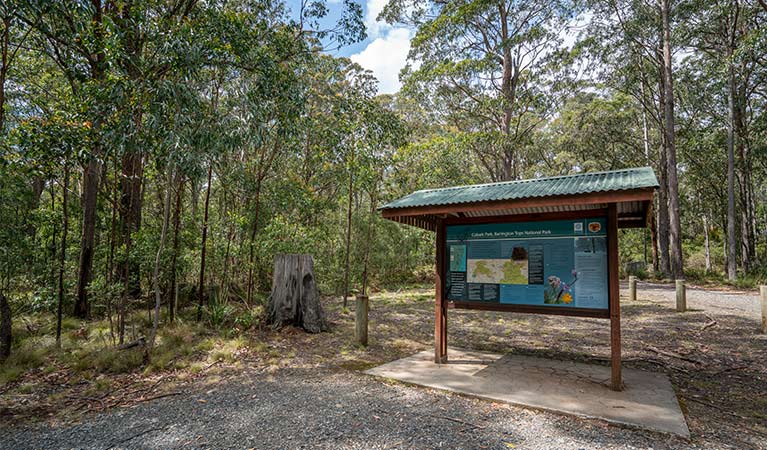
[676,280,686,312]
[608,204,622,391]
[435,220,447,363]
[628,276,636,302]
[355,295,369,346]
[760,286,767,333]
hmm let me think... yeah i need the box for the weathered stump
[0,292,11,361]
[267,254,328,333]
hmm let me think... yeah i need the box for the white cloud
[364,0,391,38]
[350,27,412,95]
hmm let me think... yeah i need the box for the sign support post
[435,220,447,363]
[608,204,622,391]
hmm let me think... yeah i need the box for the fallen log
[118,336,146,350]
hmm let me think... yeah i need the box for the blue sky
[284,0,413,94]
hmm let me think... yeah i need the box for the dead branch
[117,336,146,350]
[646,346,703,365]
[427,414,487,429]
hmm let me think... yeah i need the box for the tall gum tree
[381,0,574,181]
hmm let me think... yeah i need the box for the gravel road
[1,283,763,450]
[631,281,762,317]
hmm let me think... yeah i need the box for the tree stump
[267,254,328,333]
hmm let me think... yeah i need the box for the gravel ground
[1,283,764,450]
[634,281,761,316]
[1,368,693,450]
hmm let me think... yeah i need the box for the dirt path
[0,368,690,450]
[1,283,765,449]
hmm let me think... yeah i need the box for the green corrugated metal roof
[380,167,658,210]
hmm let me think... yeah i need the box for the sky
[285,0,413,95]
[282,1,586,96]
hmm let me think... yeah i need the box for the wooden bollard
[628,276,637,302]
[760,286,767,333]
[676,280,686,312]
[355,295,369,346]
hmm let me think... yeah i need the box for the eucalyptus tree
[660,0,683,278]
[381,0,576,182]
[583,0,675,276]
[18,0,120,318]
[684,0,766,279]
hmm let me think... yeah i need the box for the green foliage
[203,299,235,331]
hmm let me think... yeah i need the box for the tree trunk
[726,53,738,281]
[196,164,213,321]
[146,168,172,362]
[343,146,355,308]
[0,292,10,361]
[661,0,683,279]
[703,214,711,273]
[267,254,328,333]
[651,206,659,272]
[0,16,9,132]
[656,63,671,278]
[168,176,183,323]
[119,146,144,298]
[246,178,262,306]
[74,157,100,318]
[56,164,69,348]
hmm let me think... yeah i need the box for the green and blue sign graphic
[446,218,608,310]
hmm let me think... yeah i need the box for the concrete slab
[365,347,689,438]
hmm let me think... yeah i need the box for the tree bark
[146,168,172,362]
[168,176,183,323]
[56,164,69,348]
[196,164,213,321]
[661,0,683,279]
[0,15,10,132]
[726,51,738,281]
[703,214,711,273]
[267,254,328,333]
[119,144,144,298]
[0,292,10,361]
[343,159,354,308]
[246,178,262,306]
[74,157,100,318]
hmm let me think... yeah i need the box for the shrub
[204,300,234,330]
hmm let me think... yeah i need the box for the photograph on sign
[446,218,609,310]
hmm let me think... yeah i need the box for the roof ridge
[411,166,652,195]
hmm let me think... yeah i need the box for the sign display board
[445,217,609,310]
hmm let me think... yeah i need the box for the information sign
[446,218,609,309]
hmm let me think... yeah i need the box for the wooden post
[760,286,767,334]
[607,204,622,391]
[435,220,447,363]
[676,280,686,312]
[355,295,368,346]
[628,276,636,302]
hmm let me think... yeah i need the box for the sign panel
[446,218,609,310]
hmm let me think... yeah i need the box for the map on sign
[467,255,528,284]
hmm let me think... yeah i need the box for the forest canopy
[0,0,766,355]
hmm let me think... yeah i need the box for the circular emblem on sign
[588,222,602,233]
